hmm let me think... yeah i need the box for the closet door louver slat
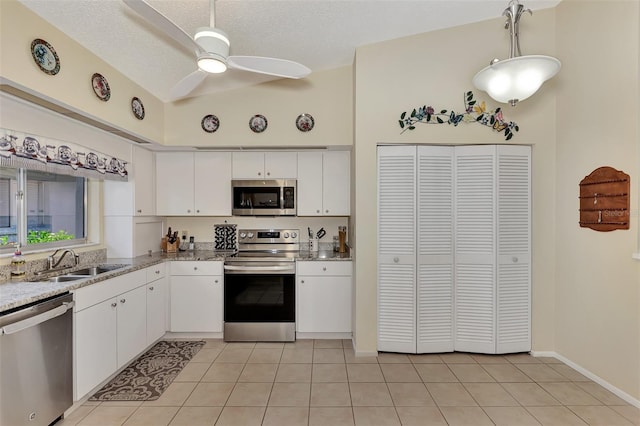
[417,146,454,352]
[454,146,496,353]
[377,146,417,353]
[497,146,531,353]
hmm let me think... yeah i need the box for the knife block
[166,239,178,253]
[162,237,178,253]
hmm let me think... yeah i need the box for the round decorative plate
[296,113,315,132]
[131,97,145,120]
[31,38,60,75]
[201,114,220,133]
[249,114,268,133]
[91,73,111,101]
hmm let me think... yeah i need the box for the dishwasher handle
[1,301,74,335]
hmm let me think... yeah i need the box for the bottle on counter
[188,236,195,251]
[10,244,26,280]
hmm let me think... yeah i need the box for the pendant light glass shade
[473,55,560,106]
[473,0,560,106]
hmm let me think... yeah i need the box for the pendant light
[472,0,560,106]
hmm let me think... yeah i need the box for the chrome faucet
[48,249,80,270]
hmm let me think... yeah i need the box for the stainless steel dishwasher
[1,293,74,426]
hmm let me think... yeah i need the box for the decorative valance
[0,128,128,181]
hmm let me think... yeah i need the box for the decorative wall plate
[31,38,60,75]
[201,114,220,133]
[91,73,111,101]
[131,97,145,120]
[249,114,268,133]
[296,113,314,132]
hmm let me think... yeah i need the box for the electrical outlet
[181,230,188,240]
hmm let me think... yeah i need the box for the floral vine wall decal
[399,91,520,140]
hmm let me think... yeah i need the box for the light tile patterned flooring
[60,339,639,426]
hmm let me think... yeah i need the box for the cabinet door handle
[258,172,262,176]
[512,257,519,263]
[193,266,198,271]
[111,302,117,308]
[155,270,160,274]
[137,209,142,213]
[149,286,154,291]
[214,279,219,284]
[322,267,327,271]
[266,172,271,176]
[301,280,305,284]
[187,209,191,213]
[120,299,126,304]
[196,209,200,213]
[393,257,399,263]
[325,210,329,213]
[316,209,320,214]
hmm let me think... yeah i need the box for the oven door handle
[224,265,294,273]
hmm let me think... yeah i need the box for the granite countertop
[0,249,351,313]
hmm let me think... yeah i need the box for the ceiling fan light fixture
[197,54,227,73]
[472,0,560,106]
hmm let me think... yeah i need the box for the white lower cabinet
[116,285,147,368]
[170,261,223,332]
[74,269,148,400]
[74,296,117,400]
[146,263,167,345]
[296,261,352,334]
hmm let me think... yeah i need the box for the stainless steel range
[223,229,299,342]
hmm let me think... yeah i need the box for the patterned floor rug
[89,340,205,401]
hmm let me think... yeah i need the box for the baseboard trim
[531,351,640,408]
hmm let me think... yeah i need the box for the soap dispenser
[10,244,26,280]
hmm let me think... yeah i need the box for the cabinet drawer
[146,262,166,282]
[297,261,352,276]
[170,261,222,276]
[74,269,146,312]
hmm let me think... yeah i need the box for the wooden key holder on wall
[579,166,630,232]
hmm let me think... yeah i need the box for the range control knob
[239,232,247,239]
[247,232,254,238]
[283,232,290,238]
[291,232,297,238]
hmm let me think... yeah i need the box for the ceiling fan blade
[170,69,208,100]
[123,0,204,56]
[227,56,311,79]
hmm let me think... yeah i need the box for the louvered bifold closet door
[416,146,454,353]
[454,145,496,353]
[496,145,531,353]
[377,146,417,353]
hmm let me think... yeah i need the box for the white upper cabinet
[104,145,155,216]
[232,152,297,179]
[156,152,194,216]
[156,152,232,216]
[297,151,350,216]
[133,146,155,216]
[195,152,232,216]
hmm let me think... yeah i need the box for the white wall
[555,0,640,402]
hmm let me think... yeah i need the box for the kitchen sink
[48,275,85,283]
[68,264,126,276]
[38,263,129,283]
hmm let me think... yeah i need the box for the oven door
[224,263,295,323]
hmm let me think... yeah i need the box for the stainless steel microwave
[231,179,296,216]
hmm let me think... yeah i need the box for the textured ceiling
[19,0,561,102]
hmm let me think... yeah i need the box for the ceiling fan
[123,0,311,100]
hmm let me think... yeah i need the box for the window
[0,167,86,251]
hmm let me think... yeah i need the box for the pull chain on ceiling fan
[123,0,311,100]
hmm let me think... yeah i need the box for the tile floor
[60,339,640,426]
